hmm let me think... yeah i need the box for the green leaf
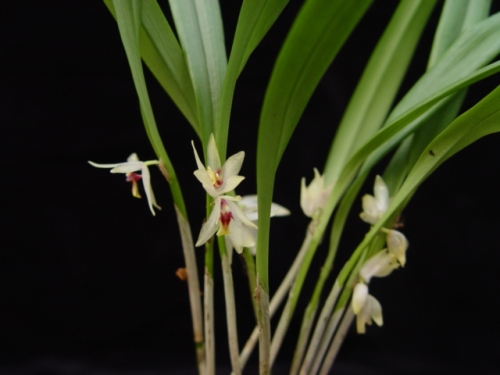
[324,0,436,183]
[389,11,500,122]
[256,0,373,292]
[364,85,500,265]
[103,0,199,134]
[168,0,227,147]
[215,0,290,158]
[384,0,491,191]
[111,0,187,216]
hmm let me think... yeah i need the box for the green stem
[231,233,311,374]
[174,206,205,375]
[256,279,271,375]
[218,237,241,375]
[204,239,215,375]
[318,308,355,375]
[242,248,258,321]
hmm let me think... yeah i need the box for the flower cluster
[353,175,409,333]
[192,134,289,253]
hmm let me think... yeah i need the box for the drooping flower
[360,175,389,225]
[300,168,334,218]
[382,228,409,267]
[224,195,290,256]
[195,196,258,254]
[89,153,161,216]
[351,282,383,334]
[192,134,245,198]
[359,249,399,283]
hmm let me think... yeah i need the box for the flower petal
[222,151,245,180]
[226,199,258,229]
[141,165,161,215]
[367,294,383,327]
[110,161,144,174]
[191,141,206,171]
[207,134,222,171]
[196,200,221,247]
[352,283,368,315]
[222,175,245,194]
[356,313,367,334]
[127,153,140,162]
[270,202,291,217]
[360,194,379,224]
[194,170,218,197]
[360,250,399,282]
[88,161,122,169]
[373,175,389,211]
[227,217,257,254]
[384,229,409,267]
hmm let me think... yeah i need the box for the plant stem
[318,308,355,375]
[296,282,342,375]
[307,251,367,375]
[219,238,241,375]
[230,231,312,374]
[242,248,259,321]
[204,240,215,375]
[256,278,271,375]
[174,206,205,375]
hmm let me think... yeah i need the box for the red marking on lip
[126,172,142,182]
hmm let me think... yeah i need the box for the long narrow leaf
[256,0,373,292]
[103,0,199,133]
[168,0,227,146]
[216,0,290,158]
[324,0,436,183]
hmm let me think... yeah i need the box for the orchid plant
[89,0,500,374]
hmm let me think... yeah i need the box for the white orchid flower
[359,249,399,283]
[237,195,291,222]
[88,153,161,216]
[224,195,290,256]
[195,196,258,254]
[382,228,409,267]
[192,134,245,198]
[351,282,383,334]
[360,175,389,225]
[300,168,334,218]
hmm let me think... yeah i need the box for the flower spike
[89,153,161,216]
[192,134,245,198]
[300,168,334,218]
[360,175,389,225]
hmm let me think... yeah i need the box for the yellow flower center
[207,167,223,188]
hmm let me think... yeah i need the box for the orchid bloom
[89,153,161,216]
[382,228,409,267]
[192,134,245,198]
[224,195,290,255]
[300,168,334,218]
[360,175,389,225]
[351,283,383,334]
[359,249,400,283]
[195,196,258,254]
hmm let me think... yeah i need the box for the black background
[2,1,500,374]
